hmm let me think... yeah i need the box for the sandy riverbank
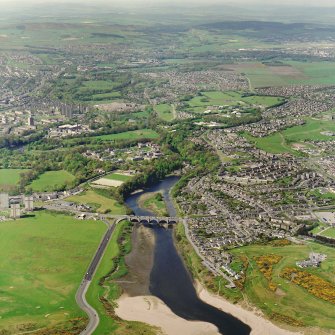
[197,282,301,335]
[116,294,220,335]
[115,283,301,335]
[114,226,302,335]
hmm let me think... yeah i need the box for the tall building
[0,193,9,210]
[24,196,34,211]
[27,116,34,126]
[10,203,21,218]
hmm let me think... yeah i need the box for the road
[76,222,117,335]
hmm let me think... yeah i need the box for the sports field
[29,170,75,192]
[94,129,159,141]
[230,241,335,329]
[105,172,132,182]
[0,211,105,334]
[67,189,128,214]
[0,168,29,190]
[245,119,335,154]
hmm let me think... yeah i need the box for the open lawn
[231,241,335,329]
[154,104,174,121]
[0,211,105,334]
[28,170,75,192]
[94,129,159,141]
[245,119,335,154]
[67,189,128,214]
[320,227,335,239]
[244,132,298,155]
[0,168,30,190]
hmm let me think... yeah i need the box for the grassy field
[230,241,335,328]
[228,61,335,88]
[105,173,132,182]
[66,189,128,214]
[0,211,106,334]
[154,104,174,121]
[86,220,157,335]
[320,227,335,238]
[0,168,30,190]
[245,119,335,154]
[138,192,168,216]
[244,132,298,155]
[94,129,159,141]
[29,170,75,192]
[185,91,283,114]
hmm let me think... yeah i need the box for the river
[125,176,251,335]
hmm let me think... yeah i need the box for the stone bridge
[127,216,179,229]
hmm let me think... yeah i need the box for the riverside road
[76,222,116,335]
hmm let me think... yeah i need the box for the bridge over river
[127,215,179,228]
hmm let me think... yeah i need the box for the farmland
[66,189,128,214]
[28,170,76,192]
[226,61,335,88]
[230,241,335,329]
[0,211,105,334]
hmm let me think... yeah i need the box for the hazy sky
[1,0,335,6]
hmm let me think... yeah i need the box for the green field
[105,173,132,182]
[0,211,105,333]
[94,129,159,141]
[245,119,335,154]
[320,227,335,239]
[29,170,75,192]
[67,189,128,214]
[0,168,30,190]
[154,104,175,121]
[229,61,335,88]
[185,91,283,114]
[231,241,335,328]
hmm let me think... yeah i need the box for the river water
[125,176,251,335]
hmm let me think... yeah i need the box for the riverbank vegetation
[86,220,159,335]
[0,211,105,334]
[138,192,168,217]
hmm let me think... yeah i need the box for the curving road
[76,222,117,335]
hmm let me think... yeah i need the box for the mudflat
[116,225,155,296]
